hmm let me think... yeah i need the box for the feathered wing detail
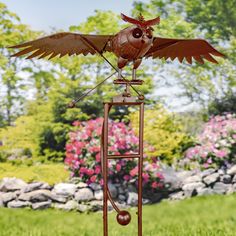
[145,37,225,64]
[9,32,114,59]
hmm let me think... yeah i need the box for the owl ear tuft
[121,13,160,28]
[121,13,141,26]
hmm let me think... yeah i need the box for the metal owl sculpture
[10,13,224,81]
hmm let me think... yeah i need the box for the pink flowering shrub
[65,118,164,189]
[185,114,236,168]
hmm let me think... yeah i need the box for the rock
[89,200,104,212]
[203,173,220,185]
[76,182,88,188]
[50,194,67,203]
[75,188,93,202]
[32,201,51,210]
[7,200,31,208]
[197,188,214,196]
[127,192,138,206]
[78,204,89,212]
[213,182,230,194]
[94,190,103,200]
[18,189,52,202]
[218,169,226,175]
[142,198,151,205]
[231,175,236,183]
[183,175,202,185]
[14,190,21,196]
[0,192,17,204]
[108,183,117,198]
[52,183,77,197]
[0,177,27,192]
[118,194,126,202]
[226,185,236,195]
[22,182,44,193]
[169,191,185,201]
[127,184,137,193]
[69,177,81,184]
[201,168,216,178]
[62,200,79,211]
[118,186,125,194]
[39,182,52,190]
[227,165,236,175]
[182,182,205,197]
[160,167,182,191]
[220,175,231,184]
[89,183,101,191]
[53,203,65,210]
[176,170,194,180]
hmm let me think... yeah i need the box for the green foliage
[208,93,236,116]
[0,163,69,184]
[0,2,39,125]
[0,116,39,160]
[0,195,236,235]
[183,0,236,40]
[133,0,235,110]
[130,105,192,164]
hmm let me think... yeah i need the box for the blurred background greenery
[0,0,235,183]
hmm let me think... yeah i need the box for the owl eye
[146,29,153,39]
[132,28,143,38]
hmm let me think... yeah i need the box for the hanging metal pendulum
[102,79,144,236]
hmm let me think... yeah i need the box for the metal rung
[113,79,143,85]
[107,154,140,159]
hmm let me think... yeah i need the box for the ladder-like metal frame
[102,101,144,236]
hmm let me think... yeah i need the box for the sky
[1,0,149,32]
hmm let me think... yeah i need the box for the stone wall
[1,165,236,211]
[0,177,151,212]
[162,165,236,200]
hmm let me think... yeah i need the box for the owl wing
[9,32,114,59]
[145,37,225,64]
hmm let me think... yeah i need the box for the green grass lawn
[0,163,69,185]
[1,194,236,236]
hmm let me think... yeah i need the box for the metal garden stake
[10,12,224,236]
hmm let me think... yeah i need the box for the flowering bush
[130,105,192,164]
[65,118,164,189]
[184,114,236,169]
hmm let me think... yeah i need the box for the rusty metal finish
[10,13,224,81]
[102,100,144,236]
[9,12,226,236]
[103,103,109,236]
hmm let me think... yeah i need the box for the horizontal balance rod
[107,154,140,159]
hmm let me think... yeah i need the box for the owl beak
[141,35,148,43]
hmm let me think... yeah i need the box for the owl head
[121,13,160,40]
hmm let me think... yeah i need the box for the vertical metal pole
[103,103,109,236]
[138,102,144,236]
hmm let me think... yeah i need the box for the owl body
[111,26,153,69]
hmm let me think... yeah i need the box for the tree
[183,0,236,41]
[208,93,236,115]
[0,2,38,125]
[132,0,234,110]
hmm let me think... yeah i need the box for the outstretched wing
[9,32,114,59]
[145,37,225,64]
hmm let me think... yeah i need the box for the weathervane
[10,13,224,236]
